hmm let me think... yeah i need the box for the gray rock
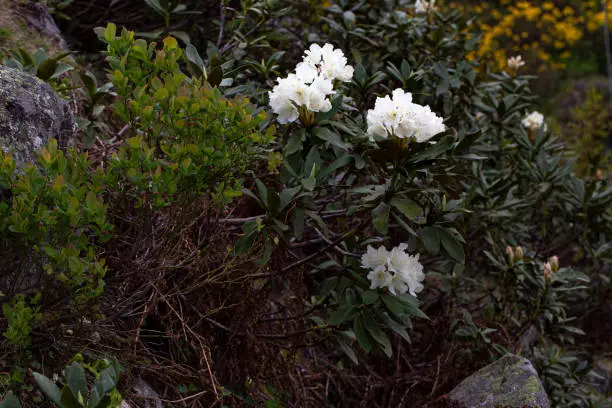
[0,65,75,297]
[0,0,70,56]
[583,358,612,396]
[519,325,539,352]
[0,65,75,170]
[449,354,550,408]
[133,377,164,408]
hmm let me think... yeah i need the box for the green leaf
[293,207,305,241]
[408,135,454,165]
[361,290,379,305]
[37,59,58,81]
[60,385,84,408]
[313,127,351,150]
[185,44,205,75]
[50,63,74,79]
[255,179,268,206]
[421,227,440,255]
[353,314,372,353]
[437,227,465,264]
[390,198,422,221]
[33,372,62,406]
[0,393,21,408]
[279,186,301,211]
[372,202,390,234]
[285,131,304,156]
[104,23,117,42]
[328,305,357,326]
[207,55,223,87]
[362,311,392,357]
[401,59,411,78]
[89,386,101,408]
[266,190,281,217]
[65,362,87,403]
[336,335,359,365]
[154,87,169,100]
[79,71,97,98]
[97,366,119,394]
[316,95,344,122]
[381,313,411,343]
[381,294,404,319]
[301,175,316,191]
[396,294,429,320]
[318,154,353,181]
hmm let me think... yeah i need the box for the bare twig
[281,227,359,273]
[312,226,361,258]
[217,215,265,224]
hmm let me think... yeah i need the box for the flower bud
[543,262,553,283]
[550,255,559,272]
[506,246,514,265]
[515,246,524,261]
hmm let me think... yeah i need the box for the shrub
[561,87,611,177]
[0,1,610,407]
[97,24,273,207]
[2,295,39,350]
[448,0,612,73]
[0,140,111,349]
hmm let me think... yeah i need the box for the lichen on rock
[448,354,550,408]
[0,65,75,170]
[0,0,68,55]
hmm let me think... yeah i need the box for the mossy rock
[0,65,74,171]
[448,354,550,408]
[0,0,68,54]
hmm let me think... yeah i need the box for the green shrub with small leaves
[1,295,40,350]
[561,87,611,177]
[0,140,111,349]
[97,24,273,207]
[0,1,609,406]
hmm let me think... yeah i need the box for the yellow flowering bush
[447,0,612,72]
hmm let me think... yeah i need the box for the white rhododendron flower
[366,89,446,143]
[268,74,334,124]
[269,43,353,124]
[361,244,425,297]
[415,0,436,13]
[522,111,547,131]
[507,55,525,71]
[299,43,354,82]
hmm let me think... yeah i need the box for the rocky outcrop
[0,65,75,296]
[583,357,612,396]
[0,65,75,169]
[448,354,550,408]
[0,0,69,55]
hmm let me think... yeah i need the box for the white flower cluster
[361,244,425,297]
[507,55,525,71]
[269,43,354,124]
[415,0,437,13]
[366,89,446,143]
[522,111,547,131]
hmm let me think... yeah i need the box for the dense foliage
[0,0,610,407]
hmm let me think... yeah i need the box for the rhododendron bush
[0,0,609,407]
